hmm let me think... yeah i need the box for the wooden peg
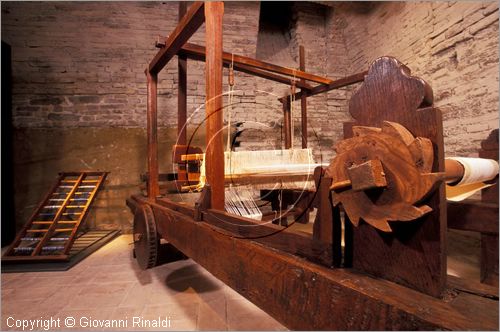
[228,66,234,86]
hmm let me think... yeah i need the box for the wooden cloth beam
[149,2,204,74]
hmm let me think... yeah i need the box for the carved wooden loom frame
[127,2,498,330]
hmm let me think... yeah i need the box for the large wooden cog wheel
[133,204,160,269]
[327,121,443,232]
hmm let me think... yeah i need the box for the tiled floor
[1,235,286,331]
[1,230,482,331]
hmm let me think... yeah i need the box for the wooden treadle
[2,171,108,262]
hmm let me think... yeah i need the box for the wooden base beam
[131,196,498,331]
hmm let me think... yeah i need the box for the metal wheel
[133,204,159,269]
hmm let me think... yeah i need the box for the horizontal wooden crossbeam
[279,70,367,102]
[148,2,205,74]
[179,43,330,87]
[448,200,499,234]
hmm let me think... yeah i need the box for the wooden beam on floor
[147,199,498,331]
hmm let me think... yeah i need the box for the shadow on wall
[256,1,295,63]
[11,126,207,235]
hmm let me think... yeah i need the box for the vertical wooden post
[147,71,159,199]
[299,45,308,149]
[479,129,499,287]
[205,1,225,210]
[312,167,342,267]
[178,2,188,146]
[283,99,291,149]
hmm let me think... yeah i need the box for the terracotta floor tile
[197,297,227,331]
[37,286,86,311]
[226,298,285,331]
[5,286,59,301]
[1,235,287,330]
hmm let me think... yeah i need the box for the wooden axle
[444,158,465,184]
[330,158,465,191]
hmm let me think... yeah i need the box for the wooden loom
[127,2,499,330]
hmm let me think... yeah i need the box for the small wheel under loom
[133,204,160,269]
[133,203,188,269]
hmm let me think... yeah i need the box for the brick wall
[1,1,263,232]
[333,1,499,156]
[1,1,262,130]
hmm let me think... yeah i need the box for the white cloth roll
[445,157,499,201]
[446,157,499,186]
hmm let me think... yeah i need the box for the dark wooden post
[283,99,291,149]
[299,45,307,149]
[178,2,188,146]
[205,2,225,210]
[479,129,499,287]
[345,57,445,297]
[147,71,159,199]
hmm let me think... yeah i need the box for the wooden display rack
[126,2,498,330]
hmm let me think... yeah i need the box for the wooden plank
[179,44,312,89]
[224,172,312,186]
[447,274,498,299]
[177,2,188,146]
[447,200,498,234]
[233,62,312,90]
[130,193,332,266]
[1,255,69,262]
[203,209,333,266]
[148,2,204,74]
[479,129,499,286]
[312,167,341,267]
[279,70,367,103]
[345,57,446,297]
[299,45,308,148]
[481,233,499,287]
[180,43,330,85]
[150,202,498,330]
[147,71,159,198]
[204,2,225,210]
